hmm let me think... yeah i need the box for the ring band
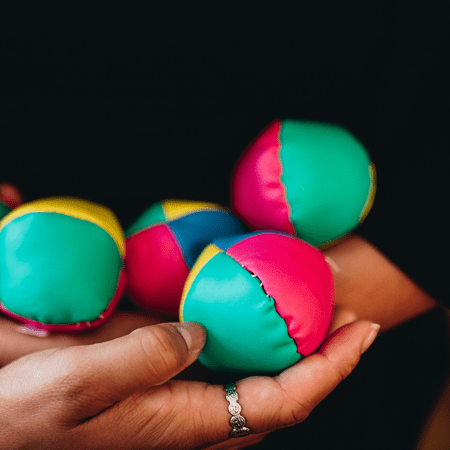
[224,383,251,438]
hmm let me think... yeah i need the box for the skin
[0,183,436,448]
[0,320,379,449]
[324,235,437,331]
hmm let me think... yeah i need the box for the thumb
[64,322,206,417]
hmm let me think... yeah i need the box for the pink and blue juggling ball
[180,231,335,374]
[125,200,245,316]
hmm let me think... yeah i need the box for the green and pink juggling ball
[231,119,376,248]
[180,231,335,375]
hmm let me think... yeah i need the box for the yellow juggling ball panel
[0,197,125,257]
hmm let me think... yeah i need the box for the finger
[0,311,169,367]
[328,307,358,335]
[72,321,377,449]
[206,432,269,449]
[274,320,380,419]
[205,320,380,440]
[0,183,23,209]
[60,321,206,418]
[74,310,170,343]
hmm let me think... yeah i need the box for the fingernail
[361,323,380,354]
[175,322,206,354]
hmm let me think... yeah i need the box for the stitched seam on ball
[165,207,224,220]
[162,200,225,221]
[358,162,377,223]
[165,224,190,269]
[245,267,300,354]
[277,120,296,236]
[0,268,124,330]
[3,211,125,259]
[126,208,231,238]
[126,222,164,238]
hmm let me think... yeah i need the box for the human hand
[0,319,379,450]
[0,308,171,368]
[324,235,437,331]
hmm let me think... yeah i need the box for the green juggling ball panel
[181,250,300,374]
[280,120,373,246]
[0,212,122,325]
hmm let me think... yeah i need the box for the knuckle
[131,326,189,378]
[268,381,313,430]
[320,349,361,386]
[334,353,361,382]
[51,351,96,398]
[46,348,107,413]
[282,397,314,426]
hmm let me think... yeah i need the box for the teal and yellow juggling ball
[0,197,127,332]
[231,119,376,247]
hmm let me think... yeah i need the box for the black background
[2,2,448,302]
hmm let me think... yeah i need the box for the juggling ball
[125,200,244,315]
[0,197,127,332]
[180,231,335,374]
[231,119,376,247]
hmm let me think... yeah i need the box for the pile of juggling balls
[0,119,376,374]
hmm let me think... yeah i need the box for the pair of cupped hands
[0,184,380,450]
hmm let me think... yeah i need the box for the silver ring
[224,383,251,438]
